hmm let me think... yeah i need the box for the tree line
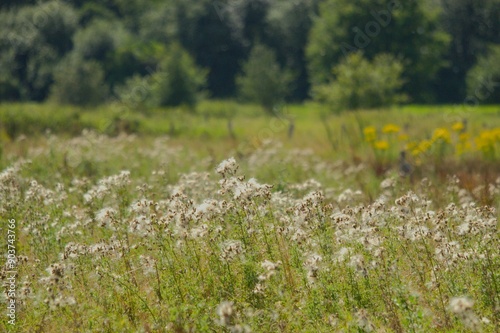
[0,0,499,111]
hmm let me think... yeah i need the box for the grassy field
[0,101,499,332]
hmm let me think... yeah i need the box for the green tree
[307,0,449,102]
[466,45,500,104]
[151,44,207,109]
[0,1,77,101]
[265,0,321,100]
[437,0,500,102]
[50,53,108,106]
[73,19,142,91]
[314,52,405,111]
[114,75,154,113]
[236,43,293,114]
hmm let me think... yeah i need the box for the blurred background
[0,0,499,111]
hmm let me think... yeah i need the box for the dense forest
[0,0,499,110]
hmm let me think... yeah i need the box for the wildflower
[452,121,464,132]
[194,200,221,222]
[48,296,77,308]
[130,199,156,215]
[83,171,130,203]
[349,254,367,277]
[190,224,209,238]
[305,254,322,285]
[449,297,481,330]
[39,262,77,309]
[382,123,400,134]
[449,297,473,313]
[216,301,235,327]
[380,177,395,189]
[233,178,273,201]
[334,247,352,263]
[95,207,117,228]
[18,280,32,302]
[260,260,281,280]
[474,128,500,155]
[411,140,432,156]
[291,227,308,244]
[373,140,389,150]
[397,133,409,141]
[220,240,244,262]
[129,215,153,236]
[139,255,157,275]
[432,128,451,143]
[363,126,377,143]
[337,189,362,203]
[354,309,374,332]
[254,260,281,294]
[456,133,472,155]
[63,242,88,259]
[216,157,239,177]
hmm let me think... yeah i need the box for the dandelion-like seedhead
[216,157,239,177]
[2,132,499,331]
[216,301,235,327]
[449,297,483,331]
[220,240,244,262]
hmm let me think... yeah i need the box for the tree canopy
[0,0,498,108]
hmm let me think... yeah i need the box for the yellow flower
[475,129,498,153]
[452,122,465,132]
[432,128,451,143]
[475,137,492,153]
[382,124,400,134]
[405,142,418,151]
[493,128,500,141]
[456,133,471,156]
[456,141,471,156]
[363,126,377,142]
[459,133,469,142]
[398,133,409,142]
[411,140,432,156]
[374,140,389,150]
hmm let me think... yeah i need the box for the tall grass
[0,130,499,332]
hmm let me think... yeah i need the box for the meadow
[0,102,499,332]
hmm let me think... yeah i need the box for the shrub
[150,44,207,109]
[0,104,90,138]
[306,0,450,102]
[0,1,78,101]
[466,45,500,104]
[313,52,406,112]
[73,19,120,62]
[50,53,108,106]
[236,43,293,115]
[114,74,156,114]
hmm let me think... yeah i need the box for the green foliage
[236,44,293,114]
[137,3,178,44]
[0,1,78,101]
[0,0,498,106]
[1,121,500,331]
[50,53,108,106]
[438,0,500,102]
[72,19,142,90]
[306,0,450,102]
[73,19,122,62]
[466,45,500,104]
[151,44,207,109]
[114,75,155,113]
[265,0,321,100]
[0,103,91,138]
[313,53,406,111]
